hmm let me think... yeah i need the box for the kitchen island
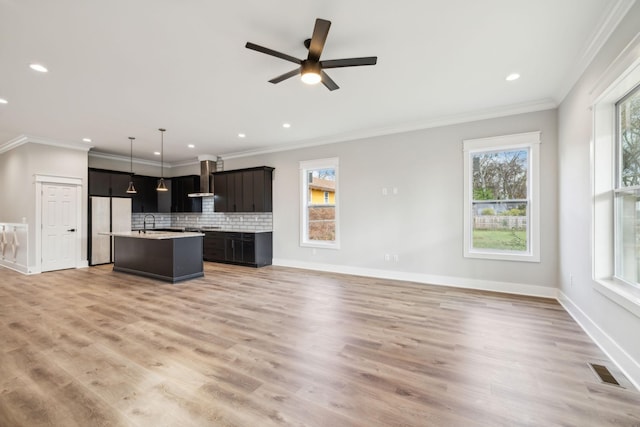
[112,231,204,283]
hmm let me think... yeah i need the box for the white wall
[88,154,199,177]
[558,3,640,386]
[224,108,558,296]
[0,142,89,271]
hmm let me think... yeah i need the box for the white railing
[0,223,29,274]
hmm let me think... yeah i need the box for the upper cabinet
[171,175,202,213]
[88,168,172,213]
[88,169,112,197]
[213,166,274,213]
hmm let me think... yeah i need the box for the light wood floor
[1,263,639,427]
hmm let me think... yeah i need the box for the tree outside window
[472,149,529,252]
[463,132,540,262]
[615,83,640,286]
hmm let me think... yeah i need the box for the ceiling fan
[245,18,377,91]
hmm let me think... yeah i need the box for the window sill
[594,278,640,319]
[464,250,540,263]
[300,241,341,250]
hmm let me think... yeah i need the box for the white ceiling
[0,0,634,164]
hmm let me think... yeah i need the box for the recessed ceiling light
[506,73,520,81]
[29,63,48,73]
[154,151,161,156]
[188,144,195,148]
[282,123,291,128]
[82,138,92,143]
[238,133,246,138]
[0,98,7,104]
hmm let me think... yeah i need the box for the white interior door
[42,183,78,272]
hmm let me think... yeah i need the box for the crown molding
[0,134,93,155]
[220,98,557,160]
[88,150,202,169]
[88,151,166,168]
[556,0,637,103]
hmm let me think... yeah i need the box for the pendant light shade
[126,137,137,194]
[157,128,169,192]
[157,177,168,191]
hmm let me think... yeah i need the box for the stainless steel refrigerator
[90,196,132,265]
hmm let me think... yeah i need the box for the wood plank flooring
[1,263,639,426]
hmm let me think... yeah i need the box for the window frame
[299,157,340,249]
[613,82,640,288]
[593,50,640,298]
[463,131,541,262]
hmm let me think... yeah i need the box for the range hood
[188,155,216,197]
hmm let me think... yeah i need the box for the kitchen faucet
[143,214,156,233]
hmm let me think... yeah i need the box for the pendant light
[126,137,137,194]
[157,128,168,191]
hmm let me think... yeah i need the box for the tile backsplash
[131,197,273,231]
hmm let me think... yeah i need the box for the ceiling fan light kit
[246,18,377,91]
[300,61,322,85]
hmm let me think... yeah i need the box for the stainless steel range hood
[188,155,216,197]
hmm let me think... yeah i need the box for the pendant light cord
[129,137,135,175]
[159,128,166,178]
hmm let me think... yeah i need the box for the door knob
[67,228,76,232]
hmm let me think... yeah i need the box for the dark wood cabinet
[212,174,228,212]
[89,168,173,213]
[88,169,114,197]
[89,168,135,199]
[225,232,244,263]
[213,166,273,213]
[110,173,133,198]
[157,179,172,213]
[171,175,202,213]
[203,231,272,267]
[131,176,159,213]
[203,232,226,262]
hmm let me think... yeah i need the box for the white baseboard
[0,260,31,274]
[558,291,640,390]
[272,258,558,299]
[77,260,89,269]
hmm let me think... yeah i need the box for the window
[615,83,640,287]
[463,132,541,262]
[592,47,640,300]
[300,158,339,249]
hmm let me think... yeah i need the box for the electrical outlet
[392,187,398,195]
[384,254,390,261]
[393,254,399,262]
[382,187,388,196]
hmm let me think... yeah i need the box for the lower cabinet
[203,231,272,267]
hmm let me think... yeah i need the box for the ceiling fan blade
[269,68,301,84]
[245,42,301,64]
[320,57,378,69]
[321,71,339,91]
[308,19,331,62]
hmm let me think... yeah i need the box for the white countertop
[100,231,204,240]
